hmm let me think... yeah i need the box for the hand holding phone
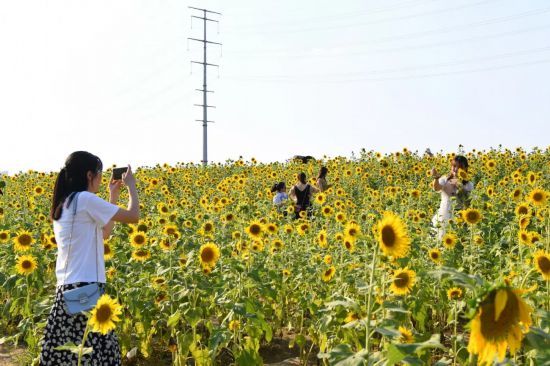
[112,167,128,180]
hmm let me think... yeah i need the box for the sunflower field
[0,147,549,365]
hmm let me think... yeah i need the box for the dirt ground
[0,344,25,366]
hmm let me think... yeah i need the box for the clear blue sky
[1,0,549,173]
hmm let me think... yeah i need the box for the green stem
[365,244,379,352]
[452,301,458,366]
[77,320,92,366]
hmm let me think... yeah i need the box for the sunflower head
[442,232,458,249]
[246,221,263,238]
[461,208,482,225]
[15,255,38,276]
[467,288,532,365]
[375,212,411,259]
[528,188,547,206]
[447,287,463,300]
[398,326,414,343]
[131,249,151,262]
[88,294,123,335]
[322,266,336,282]
[533,250,550,280]
[199,242,220,268]
[14,230,34,252]
[390,267,416,295]
[428,248,442,264]
[130,231,147,248]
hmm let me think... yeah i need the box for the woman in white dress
[431,155,474,239]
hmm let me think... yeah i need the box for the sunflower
[228,320,240,331]
[533,250,550,280]
[324,255,332,265]
[321,205,333,217]
[485,159,497,170]
[151,276,166,289]
[88,294,123,335]
[517,230,531,246]
[518,215,530,229]
[510,188,522,201]
[447,287,463,300]
[335,212,346,223]
[178,253,188,267]
[390,267,416,295]
[527,188,547,206]
[457,168,470,181]
[442,232,458,249]
[15,255,38,275]
[282,269,291,277]
[467,288,532,365]
[266,223,278,235]
[13,230,34,251]
[245,220,263,239]
[343,238,355,253]
[428,248,442,264]
[322,266,336,282]
[0,230,10,244]
[461,208,482,225]
[375,212,411,258]
[344,312,359,324]
[33,185,44,195]
[200,221,215,237]
[130,231,147,248]
[314,193,326,205]
[317,229,328,248]
[398,326,414,343]
[104,243,113,260]
[131,249,151,262]
[344,221,362,240]
[199,242,220,268]
[514,203,530,217]
[296,222,310,236]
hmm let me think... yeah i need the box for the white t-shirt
[54,191,119,286]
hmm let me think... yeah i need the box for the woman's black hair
[297,172,307,185]
[454,155,469,170]
[317,166,328,180]
[50,151,103,221]
[271,182,286,193]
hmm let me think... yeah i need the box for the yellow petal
[494,289,508,322]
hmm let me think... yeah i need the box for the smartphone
[112,167,128,180]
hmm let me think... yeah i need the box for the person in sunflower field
[431,155,474,239]
[289,172,319,219]
[271,181,289,212]
[315,166,331,192]
[40,151,140,365]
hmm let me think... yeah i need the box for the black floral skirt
[40,282,121,366]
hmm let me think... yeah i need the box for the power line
[225,0,497,33]
[225,57,550,84]
[188,7,222,166]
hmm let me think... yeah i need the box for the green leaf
[54,342,93,355]
[318,344,368,366]
[167,310,181,328]
[429,267,484,290]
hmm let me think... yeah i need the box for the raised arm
[109,166,140,226]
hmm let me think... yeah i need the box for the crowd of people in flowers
[0,147,549,365]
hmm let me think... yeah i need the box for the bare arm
[102,181,122,239]
[289,186,297,202]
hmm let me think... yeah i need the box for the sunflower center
[204,223,213,232]
[467,212,479,222]
[104,245,111,255]
[95,304,113,323]
[381,226,396,247]
[201,248,215,262]
[22,260,32,269]
[537,256,550,273]
[348,228,357,236]
[19,234,32,246]
[394,272,410,288]
[479,291,518,339]
[134,235,145,245]
[249,224,261,235]
[518,206,528,215]
[0,233,7,240]
[533,193,542,202]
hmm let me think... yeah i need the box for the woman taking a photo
[40,151,140,365]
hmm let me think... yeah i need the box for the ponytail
[50,151,103,221]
